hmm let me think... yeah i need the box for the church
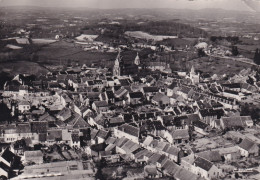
[189,65,200,85]
[113,50,141,76]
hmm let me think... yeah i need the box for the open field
[37,40,149,66]
[237,44,259,59]
[189,56,252,76]
[0,61,49,75]
[75,34,99,41]
[37,40,117,65]
[125,31,178,41]
[32,39,58,44]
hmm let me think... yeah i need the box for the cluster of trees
[241,103,260,123]
[84,20,207,40]
[0,103,12,123]
[210,36,240,44]
[231,46,239,56]
[254,48,260,65]
[197,48,206,57]
[0,72,12,90]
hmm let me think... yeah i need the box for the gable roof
[199,108,225,119]
[31,121,48,133]
[47,129,62,141]
[174,168,202,180]
[165,146,179,156]
[152,93,169,103]
[118,124,139,138]
[129,92,143,99]
[114,87,128,98]
[1,148,16,164]
[143,87,159,93]
[221,116,251,129]
[238,138,257,151]
[93,100,108,107]
[56,107,72,121]
[194,157,213,171]
[193,121,209,130]
[109,117,125,125]
[16,123,31,133]
[24,150,43,158]
[71,133,80,142]
[97,129,109,139]
[162,160,181,176]
[168,82,178,89]
[196,150,222,162]
[18,100,30,106]
[171,129,189,140]
[39,113,55,122]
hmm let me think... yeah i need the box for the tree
[0,103,12,123]
[231,46,239,56]
[247,76,254,85]
[254,48,260,65]
[198,48,206,57]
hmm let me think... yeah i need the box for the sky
[0,0,259,12]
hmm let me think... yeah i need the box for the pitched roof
[129,92,143,99]
[168,82,178,89]
[31,121,48,133]
[162,160,181,176]
[199,108,225,119]
[47,130,62,141]
[24,150,43,158]
[196,150,222,162]
[18,100,30,106]
[90,129,99,139]
[143,87,159,93]
[93,100,108,107]
[165,146,179,156]
[174,168,201,180]
[171,129,189,139]
[193,121,209,130]
[105,91,114,99]
[72,115,89,128]
[121,140,140,154]
[238,138,257,151]
[109,117,125,125]
[71,133,80,142]
[194,157,213,171]
[144,165,159,176]
[105,137,116,144]
[221,116,251,129]
[114,88,128,98]
[56,107,72,121]
[16,123,31,133]
[1,148,16,163]
[118,124,139,138]
[39,113,55,122]
[97,129,109,139]
[179,86,192,94]
[152,93,169,103]
[148,153,161,164]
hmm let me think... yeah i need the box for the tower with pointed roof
[190,65,200,85]
[134,52,140,66]
[113,50,122,76]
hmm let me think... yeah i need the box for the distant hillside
[84,20,207,42]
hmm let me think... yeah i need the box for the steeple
[190,65,200,85]
[134,52,140,66]
[116,49,122,62]
[113,50,122,76]
[190,65,195,75]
